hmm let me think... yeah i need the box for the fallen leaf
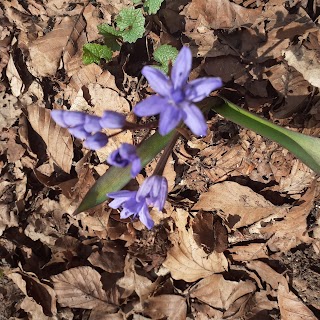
[52,266,111,309]
[193,181,289,230]
[163,209,228,282]
[278,284,317,320]
[27,104,73,173]
[6,54,24,97]
[190,274,256,310]
[0,204,18,236]
[229,243,268,261]
[141,295,187,320]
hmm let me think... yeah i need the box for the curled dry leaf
[193,181,289,230]
[52,266,113,309]
[27,104,73,173]
[190,274,256,311]
[278,284,317,320]
[0,203,18,236]
[163,209,228,282]
[229,243,268,261]
[141,295,187,320]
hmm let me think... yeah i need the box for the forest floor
[1,0,320,319]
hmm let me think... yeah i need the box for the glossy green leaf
[211,97,320,174]
[75,130,175,214]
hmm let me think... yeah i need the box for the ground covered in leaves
[1,0,320,319]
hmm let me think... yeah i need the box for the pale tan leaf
[284,44,320,89]
[0,203,18,236]
[190,274,256,310]
[163,209,228,282]
[28,16,86,77]
[0,92,20,131]
[6,54,24,97]
[278,284,317,320]
[117,256,156,301]
[52,266,110,309]
[193,181,289,230]
[183,0,261,30]
[142,295,187,320]
[90,309,125,320]
[20,297,52,320]
[246,261,288,290]
[27,104,73,173]
[229,243,268,261]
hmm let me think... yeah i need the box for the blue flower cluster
[51,47,222,229]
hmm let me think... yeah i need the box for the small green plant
[153,44,179,74]
[82,0,165,65]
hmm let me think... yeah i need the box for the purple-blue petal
[51,110,86,128]
[158,106,182,136]
[68,125,90,139]
[108,190,137,208]
[83,132,108,150]
[131,157,142,178]
[84,115,102,132]
[142,66,171,97]
[171,46,192,90]
[185,77,223,102]
[100,111,126,129]
[108,149,129,167]
[182,103,207,137]
[134,95,168,117]
[138,204,154,230]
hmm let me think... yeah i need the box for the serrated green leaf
[116,8,145,43]
[75,130,175,214]
[98,24,122,37]
[153,44,178,74]
[143,0,164,14]
[82,43,113,65]
[133,0,142,4]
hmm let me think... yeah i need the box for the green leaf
[75,130,175,214]
[116,8,145,43]
[143,0,164,14]
[153,44,178,74]
[97,24,122,51]
[98,24,122,37]
[82,43,112,65]
[210,97,320,174]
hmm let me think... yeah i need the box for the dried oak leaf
[27,104,73,173]
[193,181,289,230]
[190,274,256,311]
[278,284,317,320]
[141,295,187,320]
[163,209,228,282]
[52,266,114,310]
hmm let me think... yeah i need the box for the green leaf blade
[144,0,165,14]
[82,43,112,65]
[153,44,178,74]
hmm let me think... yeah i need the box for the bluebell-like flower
[100,111,126,129]
[51,110,108,150]
[134,46,223,136]
[108,175,168,229]
[108,143,142,178]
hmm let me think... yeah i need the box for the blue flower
[100,111,126,129]
[51,110,109,150]
[134,46,222,136]
[108,143,142,178]
[108,175,168,229]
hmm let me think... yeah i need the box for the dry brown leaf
[90,309,125,320]
[0,92,20,131]
[19,297,53,320]
[258,183,315,252]
[163,209,228,282]
[0,203,18,236]
[278,284,317,320]
[52,266,111,309]
[193,181,289,230]
[28,16,86,77]
[117,256,156,301]
[284,44,320,89]
[183,0,261,29]
[246,260,288,290]
[6,54,24,97]
[190,274,256,311]
[141,295,187,320]
[229,243,268,261]
[27,104,73,173]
